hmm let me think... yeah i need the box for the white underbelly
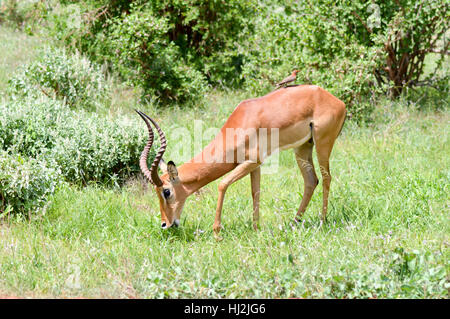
[278,132,312,151]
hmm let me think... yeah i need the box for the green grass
[0,26,47,93]
[0,26,448,298]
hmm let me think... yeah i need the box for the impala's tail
[337,109,347,138]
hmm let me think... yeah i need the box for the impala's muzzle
[161,219,180,229]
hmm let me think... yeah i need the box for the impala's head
[135,110,187,229]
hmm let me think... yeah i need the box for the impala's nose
[162,220,179,229]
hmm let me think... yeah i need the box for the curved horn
[135,110,156,185]
[138,111,167,187]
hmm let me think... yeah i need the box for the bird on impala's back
[275,69,299,89]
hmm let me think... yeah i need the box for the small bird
[275,70,299,89]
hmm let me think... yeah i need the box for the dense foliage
[0,97,151,184]
[0,150,61,215]
[3,0,446,114]
[104,3,209,104]
[44,0,254,104]
[8,47,110,111]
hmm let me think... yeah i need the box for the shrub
[0,150,61,215]
[0,96,63,158]
[366,0,449,97]
[0,0,37,28]
[43,0,254,104]
[104,5,209,104]
[8,47,111,111]
[48,111,151,183]
[0,96,154,184]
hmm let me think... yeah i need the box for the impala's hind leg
[294,141,318,222]
[250,166,261,230]
[313,124,340,223]
[316,142,334,223]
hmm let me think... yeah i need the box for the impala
[136,85,346,237]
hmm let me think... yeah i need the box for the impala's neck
[177,161,236,196]
[176,142,236,196]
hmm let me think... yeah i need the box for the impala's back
[215,85,346,163]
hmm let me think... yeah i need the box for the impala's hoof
[213,229,223,241]
[213,224,223,241]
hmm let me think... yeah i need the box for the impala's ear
[167,161,179,183]
[159,158,168,174]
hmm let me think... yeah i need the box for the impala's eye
[163,189,171,199]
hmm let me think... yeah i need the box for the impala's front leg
[214,161,260,238]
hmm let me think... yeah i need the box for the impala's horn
[135,110,167,187]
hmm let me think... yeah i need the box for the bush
[43,0,254,104]
[104,5,209,104]
[0,0,41,29]
[0,150,61,215]
[0,96,153,184]
[48,111,151,183]
[366,0,449,97]
[8,47,111,111]
[0,96,63,158]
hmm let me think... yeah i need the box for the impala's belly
[278,132,312,151]
[259,120,312,161]
[277,120,312,150]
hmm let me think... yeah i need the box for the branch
[35,83,51,98]
[393,0,406,16]
[426,49,450,55]
[408,78,443,90]
[62,5,109,42]
[351,11,372,34]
